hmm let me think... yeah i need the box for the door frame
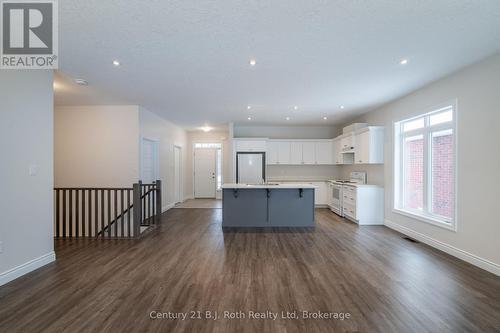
[174,145,183,204]
[192,141,224,199]
[139,136,160,182]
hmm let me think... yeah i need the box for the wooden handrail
[53,180,162,239]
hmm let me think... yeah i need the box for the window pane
[403,134,424,211]
[216,149,222,190]
[431,129,454,219]
[430,109,453,126]
[403,117,424,132]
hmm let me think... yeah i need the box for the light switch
[0,241,3,254]
[29,164,38,176]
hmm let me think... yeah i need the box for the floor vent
[403,236,419,243]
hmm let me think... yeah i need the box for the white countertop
[222,183,317,189]
[327,180,382,188]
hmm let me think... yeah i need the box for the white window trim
[393,100,458,232]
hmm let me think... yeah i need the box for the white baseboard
[0,251,56,286]
[384,219,500,276]
[183,195,194,201]
[162,203,175,213]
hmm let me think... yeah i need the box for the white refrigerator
[236,152,265,184]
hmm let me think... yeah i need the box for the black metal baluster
[75,189,80,238]
[100,189,105,238]
[108,190,111,238]
[121,189,125,238]
[55,190,60,238]
[127,190,131,237]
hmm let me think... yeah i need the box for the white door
[174,146,182,203]
[141,138,159,183]
[194,148,216,198]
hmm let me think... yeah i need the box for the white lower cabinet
[342,185,384,225]
[277,181,329,206]
[311,182,328,206]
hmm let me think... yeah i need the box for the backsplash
[341,164,384,186]
[267,165,341,181]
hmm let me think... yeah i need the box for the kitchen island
[221,183,316,227]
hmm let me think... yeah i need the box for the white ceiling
[55,0,500,129]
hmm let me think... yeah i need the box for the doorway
[140,138,159,183]
[194,148,216,198]
[174,146,182,204]
[193,143,222,198]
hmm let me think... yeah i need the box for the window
[194,143,221,149]
[394,105,456,229]
[216,149,222,190]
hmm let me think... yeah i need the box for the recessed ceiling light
[339,105,345,109]
[249,59,257,66]
[247,117,252,121]
[74,79,88,86]
[285,117,290,121]
[323,116,328,120]
[293,106,299,110]
[201,126,212,132]
[400,59,408,65]
[112,60,120,66]
[247,105,251,110]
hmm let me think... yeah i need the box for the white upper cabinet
[268,140,335,165]
[267,141,279,164]
[315,141,333,164]
[290,142,303,164]
[277,141,291,164]
[235,139,267,152]
[354,126,384,164]
[267,141,291,165]
[302,142,316,164]
[333,138,343,165]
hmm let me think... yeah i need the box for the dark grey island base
[221,184,316,227]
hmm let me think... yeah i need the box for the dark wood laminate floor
[1,209,500,333]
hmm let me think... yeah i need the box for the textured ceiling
[55,0,500,129]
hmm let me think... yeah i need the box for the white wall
[234,125,339,139]
[0,71,55,286]
[186,130,230,197]
[54,105,140,187]
[347,53,500,274]
[139,107,188,209]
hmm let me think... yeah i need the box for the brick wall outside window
[404,138,423,210]
[432,133,454,219]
